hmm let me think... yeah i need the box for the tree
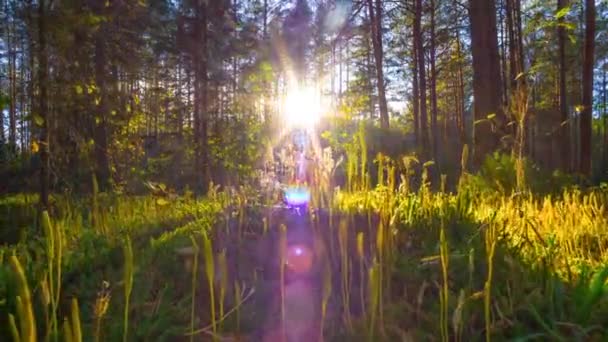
[557,0,570,171]
[580,0,595,175]
[283,0,312,79]
[366,0,389,129]
[38,0,49,209]
[468,0,504,163]
[414,0,429,154]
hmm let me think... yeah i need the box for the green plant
[188,235,199,342]
[122,236,133,342]
[41,210,62,341]
[202,232,217,341]
[8,255,36,342]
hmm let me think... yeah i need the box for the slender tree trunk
[201,1,210,191]
[364,11,374,119]
[415,0,429,154]
[38,0,49,209]
[412,38,420,145]
[430,0,438,162]
[94,30,111,191]
[557,0,570,171]
[580,0,595,175]
[505,0,517,90]
[468,0,504,163]
[19,36,26,154]
[499,0,509,107]
[456,30,466,146]
[8,13,17,150]
[367,0,389,128]
[602,68,607,170]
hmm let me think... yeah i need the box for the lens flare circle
[284,186,311,206]
[285,244,313,274]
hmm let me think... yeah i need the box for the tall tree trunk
[364,11,374,119]
[412,38,420,145]
[8,13,17,150]
[602,68,607,170]
[468,0,504,164]
[38,0,49,209]
[94,25,111,190]
[456,30,466,146]
[499,0,509,107]
[505,0,517,90]
[580,0,595,175]
[200,1,210,191]
[414,0,429,154]
[557,0,570,171]
[367,0,389,129]
[430,0,438,162]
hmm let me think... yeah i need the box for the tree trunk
[38,0,49,209]
[456,30,466,146]
[468,0,504,164]
[200,1,210,191]
[364,10,374,119]
[367,0,389,129]
[580,0,595,175]
[94,24,111,191]
[557,0,570,171]
[499,0,509,107]
[602,68,607,170]
[414,0,429,154]
[430,0,438,162]
[8,14,17,150]
[412,38,420,145]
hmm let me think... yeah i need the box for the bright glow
[282,86,324,128]
[284,186,311,206]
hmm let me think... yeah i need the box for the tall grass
[8,255,36,342]
[202,232,217,342]
[122,236,133,342]
[41,211,62,341]
[278,224,287,340]
[338,218,352,330]
[439,227,449,342]
[188,235,199,342]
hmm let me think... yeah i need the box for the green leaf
[75,85,83,95]
[555,6,571,19]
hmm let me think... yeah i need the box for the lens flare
[286,244,313,274]
[284,186,311,206]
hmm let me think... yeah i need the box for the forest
[1,0,608,341]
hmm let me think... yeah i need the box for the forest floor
[1,175,608,341]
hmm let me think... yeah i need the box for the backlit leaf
[555,6,571,19]
[33,115,44,126]
[156,198,169,206]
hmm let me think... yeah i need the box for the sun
[282,86,324,129]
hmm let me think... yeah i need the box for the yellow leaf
[31,141,39,153]
[156,198,169,206]
[33,115,44,126]
[75,85,83,95]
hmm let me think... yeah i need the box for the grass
[1,156,608,341]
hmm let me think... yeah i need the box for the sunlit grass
[2,151,608,341]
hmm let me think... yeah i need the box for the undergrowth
[0,154,607,341]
